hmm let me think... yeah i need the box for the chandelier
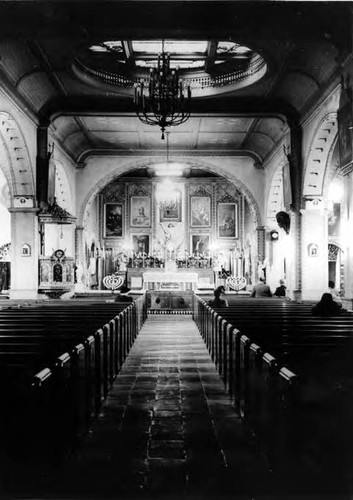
[134,42,191,139]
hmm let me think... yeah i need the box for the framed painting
[190,196,211,227]
[191,234,210,256]
[218,202,238,238]
[160,188,182,222]
[104,203,123,238]
[131,196,151,227]
[132,234,150,256]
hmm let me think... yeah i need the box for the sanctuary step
[27,315,270,499]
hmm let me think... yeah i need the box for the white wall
[76,155,264,226]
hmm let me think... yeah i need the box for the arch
[322,136,340,199]
[266,162,285,228]
[77,157,263,229]
[302,112,338,199]
[0,111,35,201]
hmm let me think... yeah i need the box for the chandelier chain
[134,42,191,139]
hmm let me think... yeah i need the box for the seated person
[274,279,286,298]
[114,284,133,303]
[327,280,342,307]
[250,278,272,297]
[208,286,229,308]
[312,293,342,316]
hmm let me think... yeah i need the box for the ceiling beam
[204,40,217,74]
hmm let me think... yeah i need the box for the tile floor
[38,315,270,499]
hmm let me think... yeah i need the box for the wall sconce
[270,230,279,241]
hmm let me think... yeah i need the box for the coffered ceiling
[0,2,348,166]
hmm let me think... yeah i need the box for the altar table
[142,271,198,291]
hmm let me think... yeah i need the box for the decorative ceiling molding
[0,111,35,199]
[77,148,263,166]
[303,112,337,199]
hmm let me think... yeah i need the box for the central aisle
[45,315,269,499]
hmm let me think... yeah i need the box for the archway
[302,113,338,199]
[0,112,35,200]
[265,157,295,295]
[77,159,262,292]
[301,113,339,300]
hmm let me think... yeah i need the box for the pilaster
[300,198,328,300]
[9,207,40,299]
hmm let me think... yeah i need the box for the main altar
[142,261,198,291]
[142,270,198,290]
[126,259,213,291]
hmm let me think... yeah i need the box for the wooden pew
[0,295,148,476]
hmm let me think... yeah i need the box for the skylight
[132,40,208,54]
[79,38,267,97]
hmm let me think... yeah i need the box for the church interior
[0,1,353,498]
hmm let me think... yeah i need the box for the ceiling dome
[72,38,267,98]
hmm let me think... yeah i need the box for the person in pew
[114,285,133,303]
[208,286,228,308]
[250,277,272,298]
[274,279,286,298]
[312,293,342,316]
[327,280,343,308]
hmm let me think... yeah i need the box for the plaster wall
[0,169,10,245]
[84,196,99,250]
[301,200,328,300]
[263,140,288,219]
[10,210,39,299]
[344,172,353,299]
[49,137,77,216]
[44,224,75,258]
[75,155,264,226]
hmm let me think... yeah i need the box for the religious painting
[191,197,211,227]
[132,234,150,256]
[104,203,123,238]
[328,202,341,237]
[191,234,210,256]
[160,188,182,222]
[218,203,238,238]
[131,196,151,227]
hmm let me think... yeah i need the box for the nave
[22,315,268,500]
[1,296,353,499]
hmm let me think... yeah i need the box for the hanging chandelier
[134,42,191,139]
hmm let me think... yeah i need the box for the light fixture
[270,230,279,241]
[154,132,184,177]
[134,40,191,140]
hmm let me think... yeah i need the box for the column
[343,170,353,301]
[256,226,266,280]
[75,225,86,291]
[9,208,40,299]
[36,125,49,209]
[300,198,328,300]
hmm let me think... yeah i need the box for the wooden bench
[194,295,353,483]
[0,295,148,474]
